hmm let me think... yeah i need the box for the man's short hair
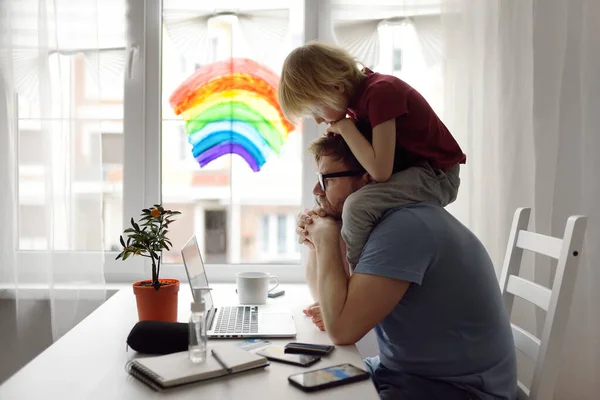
[308,119,371,170]
[309,119,416,174]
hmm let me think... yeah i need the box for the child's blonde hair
[278,41,365,121]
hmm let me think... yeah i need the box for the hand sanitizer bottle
[189,289,209,363]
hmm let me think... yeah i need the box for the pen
[211,349,232,374]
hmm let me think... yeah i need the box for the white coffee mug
[236,272,280,305]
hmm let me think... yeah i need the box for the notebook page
[134,351,225,386]
[211,345,268,373]
[132,346,267,387]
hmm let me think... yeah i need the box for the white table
[0,284,379,399]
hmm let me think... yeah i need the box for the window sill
[1,262,306,299]
[12,251,306,288]
[0,283,128,300]
[104,263,306,284]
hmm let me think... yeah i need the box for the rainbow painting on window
[169,58,294,172]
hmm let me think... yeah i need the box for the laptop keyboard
[214,306,259,334]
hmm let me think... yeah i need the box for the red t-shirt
[347,69,466,171]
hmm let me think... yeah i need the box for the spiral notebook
[127,345,269,391]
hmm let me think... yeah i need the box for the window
[277,215,287,254]
[19,205,47,250]
[8,1,444,282]
[261,216,270,253]
[375,21,444,116]
[102,130,125,254]
[178,126,190,162]
[102,132,124,166]
[18,130,45,166]
[18,52,125,251]
[392,48,403,72]
[204,210,228,261]
[256,213,300,261]
[10,0,313,284]
[161,2,303,265]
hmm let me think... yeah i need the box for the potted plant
[116,204,182,322]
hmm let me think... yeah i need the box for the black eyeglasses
[317,170,365,191]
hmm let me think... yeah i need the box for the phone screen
[289,364,367,387]
[256,346,320,365]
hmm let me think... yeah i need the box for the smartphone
[288,363,370,392]
[268,289,285,298]
[255,346,321,367]
[284,342,335,356]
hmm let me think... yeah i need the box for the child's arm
[327,118,396,182]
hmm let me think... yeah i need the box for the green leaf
[142,208,150,214]
[171,211,182,215]
[119,235,125,247]
[123,228,135,233]
[123,252,131,261]
[115,253,123,260]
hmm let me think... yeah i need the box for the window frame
[113,0,327,283]
[14,0,329,284]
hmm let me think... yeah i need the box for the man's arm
[315,232,410,345]
[306,234,351,303]
[305,248,319,302]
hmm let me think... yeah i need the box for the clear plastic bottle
[188,295,207,363]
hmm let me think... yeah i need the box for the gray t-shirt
[355,204,517,399]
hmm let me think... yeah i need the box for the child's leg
[436,163,461,205]
[340,162,461,270]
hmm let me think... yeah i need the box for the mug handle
[268,275,280,292]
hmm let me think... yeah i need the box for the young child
[279,41,466,270]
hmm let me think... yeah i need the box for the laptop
[181,236,297,338]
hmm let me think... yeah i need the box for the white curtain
[330,0,600,396]
[330,1,444,69]
[333,19,382,69]
[163,6,289,67]
[0,0,126,341]
[442,0,600,397]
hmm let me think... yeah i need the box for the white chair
[498,207,587,400]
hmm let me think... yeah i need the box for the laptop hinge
[207,307,216,331]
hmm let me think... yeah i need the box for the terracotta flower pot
[132,279,180,322]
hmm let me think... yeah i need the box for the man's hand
[303,302,325,331]
[326,117,355,137]
[296,207,326,249]
[304,214,341,249]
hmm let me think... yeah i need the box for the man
[296,134,517,399]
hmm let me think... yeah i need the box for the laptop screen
[181,236,214,312]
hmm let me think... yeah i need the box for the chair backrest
[498,207,587,400]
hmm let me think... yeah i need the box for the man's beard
[314,195,342,220]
